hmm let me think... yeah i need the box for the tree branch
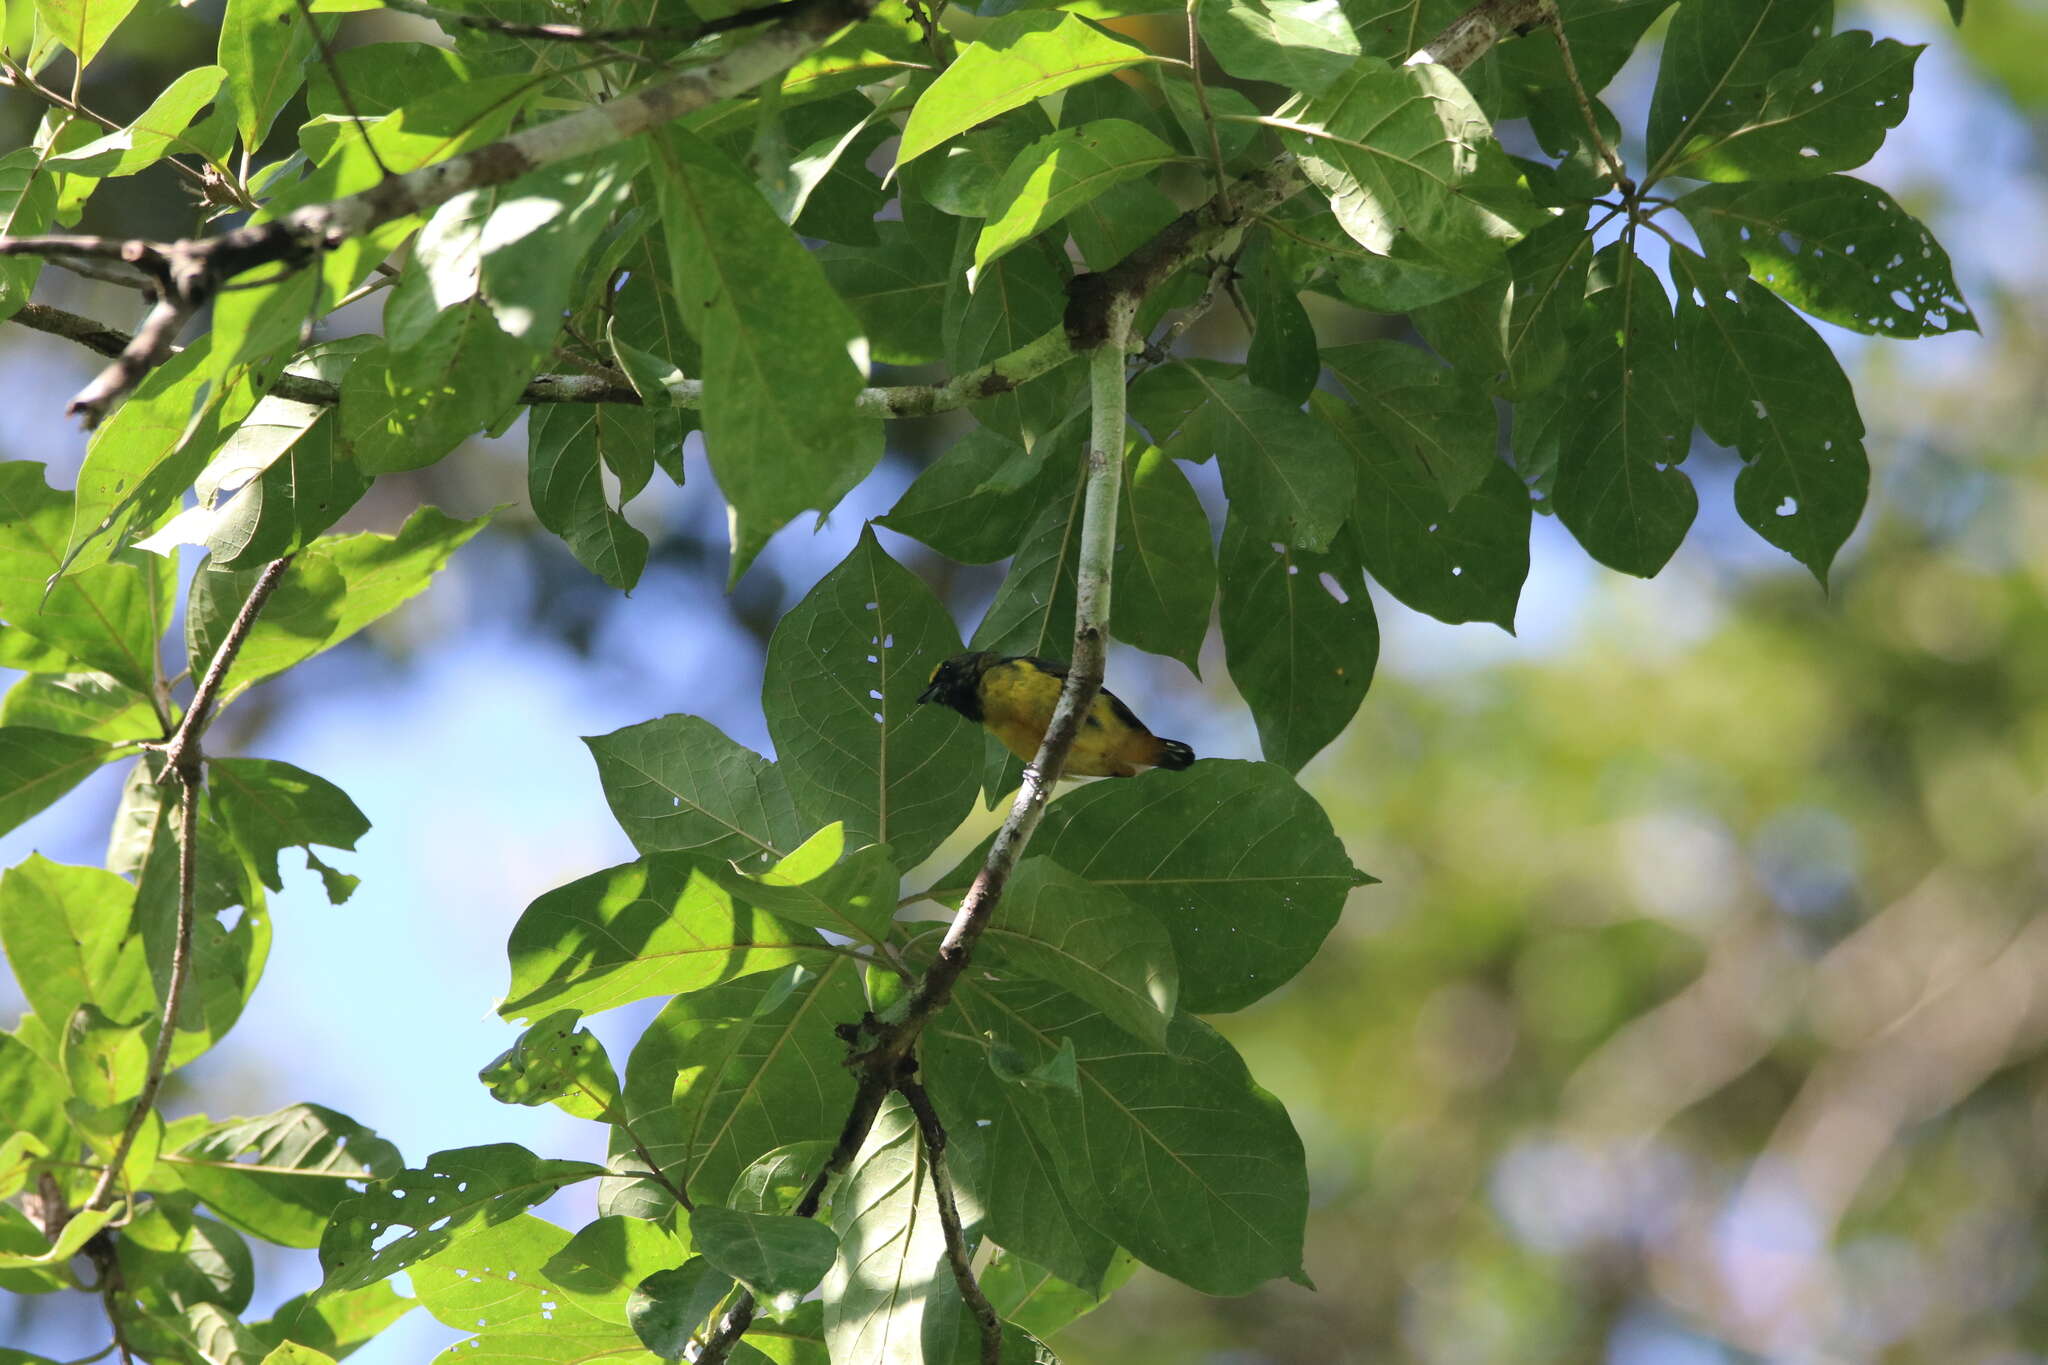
[899,1075,1002,1365]
[84,557,295,1215]
[0,0,874,425]
[376,0,808,45]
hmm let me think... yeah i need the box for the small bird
[917,651,1196,778]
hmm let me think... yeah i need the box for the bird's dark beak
[917,678,941,705]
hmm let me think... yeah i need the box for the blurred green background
[4,0,2048,1361]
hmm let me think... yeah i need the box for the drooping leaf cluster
[0,0,1970,1356]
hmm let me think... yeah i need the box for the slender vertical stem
[899,1076,1002,1365]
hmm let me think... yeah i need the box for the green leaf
[818,220,952,367]
[1167,367,1354,551]
[0,726,114,834]
[59,1002,147,1107]
[1282,58,1536,292]
[821,1093,959,1362]
[1669,32,1920,180]
[174,1104,402,1250]
[502,854,818,1019]
[707,825,899,949]
[249,1281,415,1359]
[939,979,1308,1294]
[1322,340,1499,506]
[64,337,261,576]
[528,405,651,591]
[340,305,535,473]
[46,66,226,176]
[1469,0,1671,114]
[1325,394,1530,629]
[973,119,1180,274]
[943,227,1077,445]
[190,506,491,708]
[1241,234,1320,404]
[896,12,1153,167]
[1218,514,1378,773]
[915,114,1053,220]
[207,758,367,897]
[319,1144,606,1291]
[584,715,806,865]
[1672,249,1868,583]
[980,1249,1135,1338]
[1551,244,1697,578]
[33,0,138,68]
[1679,175,1975,338]
[476,148,641,347]
[1645,0,1829,173]
[620,961,863,1206]
[0,855,151,1041]
[0,1033,68,1166]
[628,1259,735,1359]
[409,1213,654,1360]
[0,1205,112,1268]
[0,463,167,691]
[729,1141,836,1214]
[690,1206,839,1317]
[479,1009,620,1121]
[968,467,1086,665]
[762,528,981,869]
[539,1213,692,1321]
[653,127,880,575]
[988,857,1178,1047]
[219,0,323,150]
[0,151,55,322]
[878,424,1048,564]
[1111,444,1215,672]
[941,760,1366,1011]
[117,1201,256,1316]
[1199,0,1360,93]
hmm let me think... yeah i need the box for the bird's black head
[918,651,998,721]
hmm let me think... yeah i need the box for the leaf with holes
[1669,32,1920,181]
[1646,0,1831,171]
[1219,514,1379,773]
[1324,394,1530,629]
[586,715,806,866]
[1168,367,1354,552]
[207,758,368,899]
[762,528,981,870]
[1679,175,1974,338]
[319,1144,606,1291]
[1673,249,1869,584]
[1552,244,1697,578]
[479,1009,620,1122]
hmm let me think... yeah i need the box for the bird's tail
[1154,739,1196,770]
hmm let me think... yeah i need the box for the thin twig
[1182,0,1228,199]
[294,0,394,181]
[1541,0,1629,193]
[85,558,295,1214]
[899,1075,1001,1365]
[377,0,803,45]
[0,53,220,202]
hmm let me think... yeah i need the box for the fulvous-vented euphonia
[917,651,1195,778]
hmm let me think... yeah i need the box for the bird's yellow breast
[978,660,1155,778]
